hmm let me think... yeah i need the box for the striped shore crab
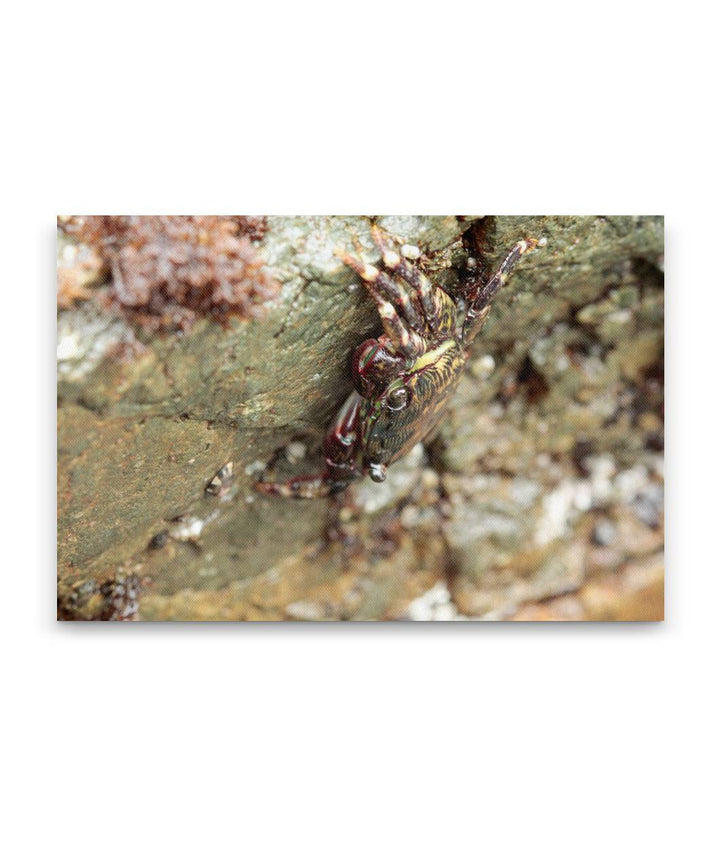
[256,225,544,499]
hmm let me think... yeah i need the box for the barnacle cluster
[57,571,142,621]
[59,215,278,331]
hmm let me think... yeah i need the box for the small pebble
[592,519,617,547]
[471,354,496,379]
[244,460,267,477]
[400,506,421,528]
[420,468,440,491]
[286,441,307,464]
[633,484,663,528]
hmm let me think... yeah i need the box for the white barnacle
[401,244,421,260]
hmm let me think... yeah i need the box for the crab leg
[370,225,438,332]
[254,474,337,499]
[371,269,423,332]
[337,250,423,359]
[462,238,543,344]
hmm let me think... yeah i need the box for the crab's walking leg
[370,226,438,331]
[370,269,423,332]
[337,250,423,359]
[255,474,337,499]
[462,238,544,344]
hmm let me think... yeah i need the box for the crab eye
[386,386,410,411]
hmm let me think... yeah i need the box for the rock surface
[57,215,664,620]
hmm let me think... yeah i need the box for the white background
[2,1,718,854]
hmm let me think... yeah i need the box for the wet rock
[403,582,466,622]
[509,553,664,621]
[57,215,663,620]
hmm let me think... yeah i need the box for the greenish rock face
[57,215,664,621]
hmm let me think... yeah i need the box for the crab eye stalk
[386,386,410,411]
